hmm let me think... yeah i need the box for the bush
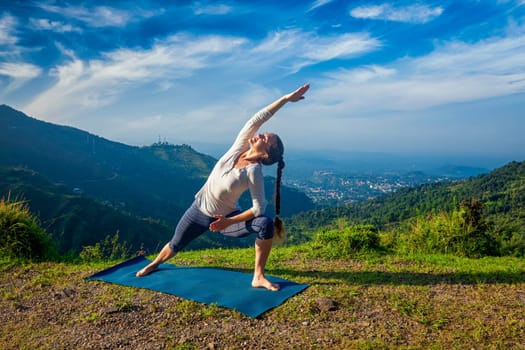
[79,231,132,261]
[0,195,57,260]
[490,216,525,257]
[398,199,499,258]
[307,224,380,259]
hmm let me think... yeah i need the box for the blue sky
[1,0,525,161]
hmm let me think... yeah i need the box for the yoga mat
[87,256,308,318]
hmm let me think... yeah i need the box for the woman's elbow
[251,204,266,217]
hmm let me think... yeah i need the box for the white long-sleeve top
[193,108,273,217]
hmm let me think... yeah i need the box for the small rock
[63,288,76,297]
[102,307,119,314]
[15,303,30,312]
[315,297,337,312]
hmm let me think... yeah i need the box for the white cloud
[0,62,42,94]
[29,18,78,33]
[252,30,301,53]
[312,34,525,115]
[24,34,247,120]
[0,62,42,78]
[251,30,380,72]
[325,65,396,83]
[302,33,381,61]
[350,3,443,23]
[194,4,233,15]
[38,3,158,27]
[0,14,18,46]
[308,0,335,12]
[22,27,381,130]
[411,36,525,75]
[0,15,42,94]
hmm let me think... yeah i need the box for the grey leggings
[168,204,274,253]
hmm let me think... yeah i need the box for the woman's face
[250,133,277,153]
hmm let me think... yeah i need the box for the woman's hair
[261,135,286,241]
[273,158,286,240]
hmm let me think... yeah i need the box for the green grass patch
[0,195,57,261]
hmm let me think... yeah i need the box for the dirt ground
[1,260,524,349]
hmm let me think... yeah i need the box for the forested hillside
[0,167,174,254]
[288,160,525,255]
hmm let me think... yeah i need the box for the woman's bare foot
[136,264,158,277]
[252,275,280,291]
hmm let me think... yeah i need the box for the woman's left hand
[285,83,310,102]
[209,215,231,232]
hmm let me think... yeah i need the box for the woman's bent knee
[255,216,274,240]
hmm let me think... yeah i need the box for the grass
[0,196,57,261]
[1,246,524,349]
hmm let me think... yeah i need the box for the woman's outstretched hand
[265,83,310,115]
[285,83,310,102]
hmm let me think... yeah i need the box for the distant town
[284,170,460,206]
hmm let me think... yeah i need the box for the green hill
[0,167,173,254]
[290,160,524,227]
[0,104,216,222]
[288,160,525,255]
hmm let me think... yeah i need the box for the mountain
[0,105,315,253]
[282,149,496,179]
[200,146,498,183]
[0,167,172,253]
[0,104,216,223]
[288,160,525,250]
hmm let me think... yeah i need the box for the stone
[315,297,337,312]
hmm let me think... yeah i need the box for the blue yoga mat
[87,256,308,318]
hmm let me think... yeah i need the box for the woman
[136,83,310,291]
